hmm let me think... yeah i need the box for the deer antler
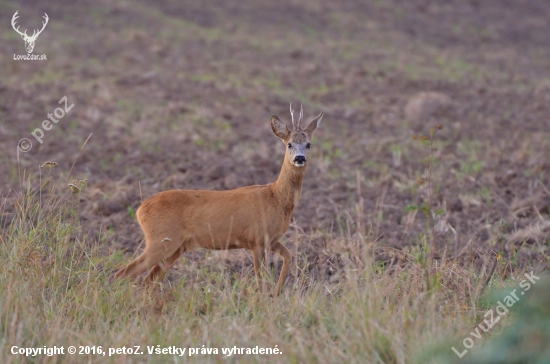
[11,11,28,37]
[11,12,48,40]
[34,13,49,38]
[290,103,296,130]
[289,103,305,130]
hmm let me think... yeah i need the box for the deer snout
[294,155,306,166]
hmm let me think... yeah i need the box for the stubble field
[1,1,550,363]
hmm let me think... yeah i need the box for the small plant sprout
[68,179,88,194]
[68,183,81,194]
[408,124,443,290]
[40,161,59,170]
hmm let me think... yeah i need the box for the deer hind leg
[142,246,185,283]
[114,252,148,280]
[114,234,183,281]
[272,242,291,296]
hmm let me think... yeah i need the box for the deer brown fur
[114,106,323,295]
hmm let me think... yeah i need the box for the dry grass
[0,168,536,364]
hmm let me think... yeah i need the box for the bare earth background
[3,0,550,279]
[1,1,550,362]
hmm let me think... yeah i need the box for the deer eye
[306,143,311,149]
[287,143,292,148]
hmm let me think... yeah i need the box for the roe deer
[114,105,323,295]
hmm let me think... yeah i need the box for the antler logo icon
[11,11,49,54]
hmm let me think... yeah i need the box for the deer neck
[272,155,307,212]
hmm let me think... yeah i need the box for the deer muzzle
[293,155,306,167]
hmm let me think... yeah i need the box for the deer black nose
[294,155,306,164]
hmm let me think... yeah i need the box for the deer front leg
[271,241,291,296]
[252,245,267,292]
[252,245,262,291]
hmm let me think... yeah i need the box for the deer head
[11,11,49,54]
[271,104,323,168]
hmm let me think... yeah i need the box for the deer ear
[271,115,290,141]
[303,112,323,138]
